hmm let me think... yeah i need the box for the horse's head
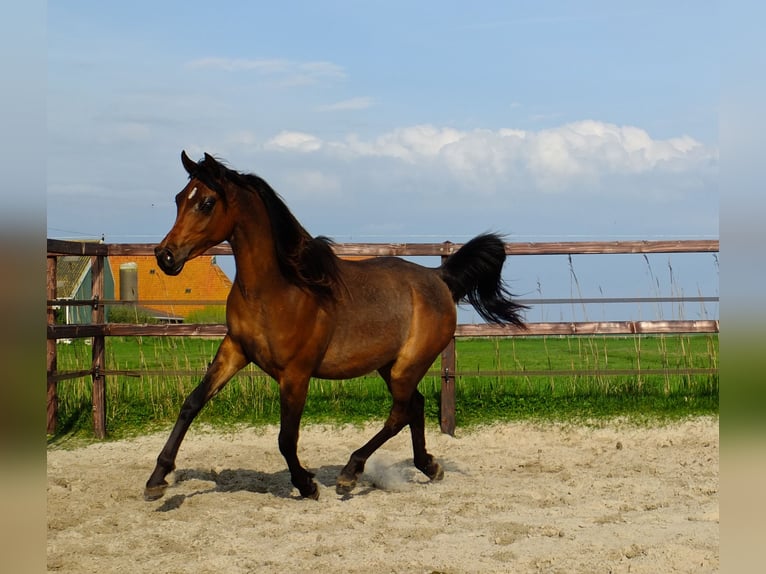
[155,151,235,276]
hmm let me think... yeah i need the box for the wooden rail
[47,238,719,257]
[47,238,719,437]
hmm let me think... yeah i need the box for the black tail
[438,233,527,327]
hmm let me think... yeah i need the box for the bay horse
[144,151,526,501]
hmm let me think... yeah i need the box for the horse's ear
[202,153,222,178]
[181,150,197,175]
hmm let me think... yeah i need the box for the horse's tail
[438,233,527,327]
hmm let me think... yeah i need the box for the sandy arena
[47,418,718,573]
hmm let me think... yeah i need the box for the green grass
[50,334,718,442]
[444,335,717,424]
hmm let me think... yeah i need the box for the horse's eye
[199,197,216,214]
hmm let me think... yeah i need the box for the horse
[144,151,526,501]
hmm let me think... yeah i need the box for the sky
[46,0,719,322]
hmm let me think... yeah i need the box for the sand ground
[47,418,718,573]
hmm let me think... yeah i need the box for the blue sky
[46,1,719,321]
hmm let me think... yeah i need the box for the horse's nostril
[156,247,176,271]
[155,247,186,275]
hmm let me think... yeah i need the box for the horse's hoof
[335,477,357,496]
[428,462,444,482]
[144,482,168,501]
[300,481,320,500]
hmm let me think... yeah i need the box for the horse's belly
[315,333,402,379]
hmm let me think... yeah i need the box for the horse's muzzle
[155,245,184,276]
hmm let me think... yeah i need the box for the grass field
[50,333,718,441]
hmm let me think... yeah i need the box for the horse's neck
[227,196,285,296]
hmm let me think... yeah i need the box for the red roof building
[108,255,232,321]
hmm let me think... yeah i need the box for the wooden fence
[47,238,719,437]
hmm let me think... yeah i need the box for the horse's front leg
[277,374,318,499]
[144,336,247,501]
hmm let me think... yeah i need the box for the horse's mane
[193,155,340,302]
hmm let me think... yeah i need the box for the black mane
[193,154,340,302]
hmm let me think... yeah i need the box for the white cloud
[261,120,717,195]
[265,131,323,152]
[318,97,375,112]
[342,125,464,162]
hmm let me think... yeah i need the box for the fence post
[91,253,106,438]
[47,256,58,435]
[440,245,457,435]
[440,336,456,436]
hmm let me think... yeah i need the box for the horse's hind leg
[336,366,442,495]
[409,390,444,481]
[144,336,247,501]
[336,396,410,495]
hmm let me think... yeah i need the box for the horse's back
[338,257,453,319]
